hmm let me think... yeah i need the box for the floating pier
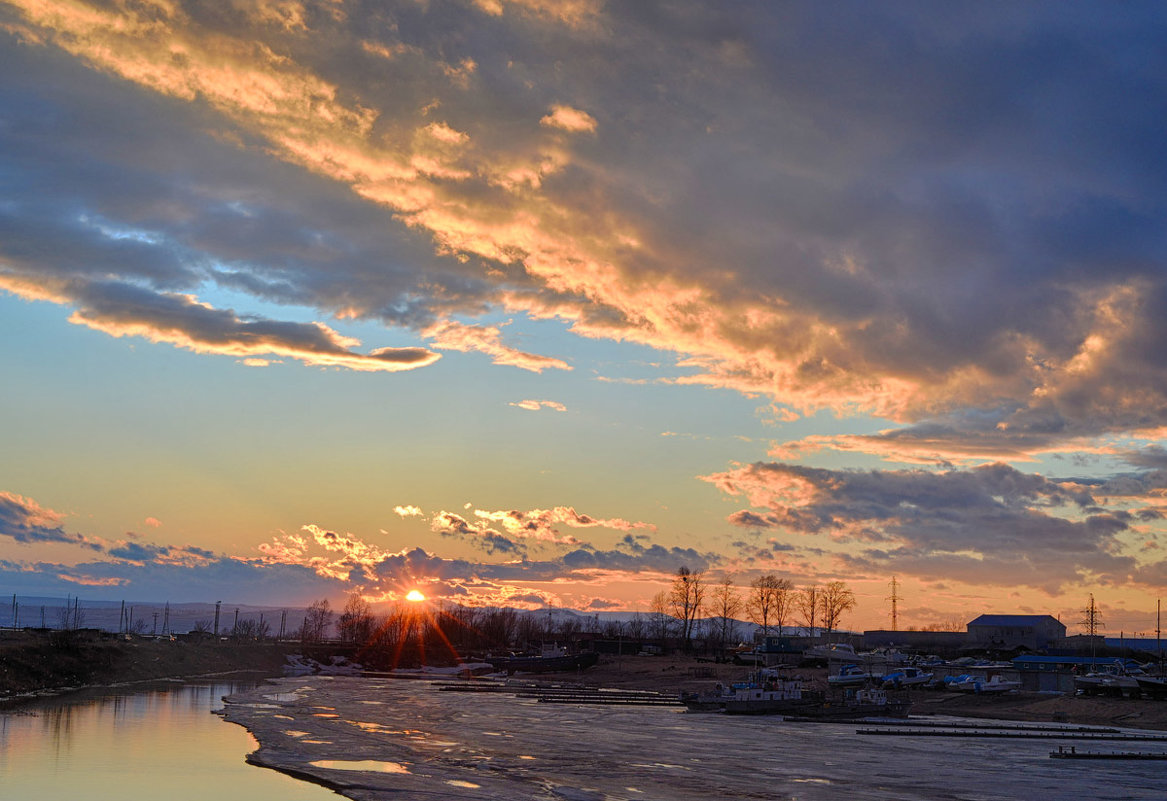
[1051,746,1167,760]
[436,682,681,706]
[858,728,1167,742]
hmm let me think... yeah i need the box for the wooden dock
[858,728,1167,742]
[1050,746,1167,760]
[435,682,681,706]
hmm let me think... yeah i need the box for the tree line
[652,568,857,652]
[298,571,857,667]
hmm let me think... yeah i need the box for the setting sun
[405,590,426,602]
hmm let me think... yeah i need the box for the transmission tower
[1080,594,1103,668]
[887,576,902,631]
[1079,593,1103,636]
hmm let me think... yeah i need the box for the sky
[3,0,1167,635]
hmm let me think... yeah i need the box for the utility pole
[214,601,221,637]
[887,576,902,631]
[162,602,170,636]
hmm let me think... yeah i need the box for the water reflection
[0,682,334,801]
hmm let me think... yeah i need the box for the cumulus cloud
[423,320,570,372]
[539,104,597,133]
[394,505,423,517]
[510,399,568,412]
[0,491,103,550]
[0,276,440,372]
[705,461,1153,592]
[4,0,1167,463]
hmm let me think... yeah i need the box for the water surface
[0,681,336,801]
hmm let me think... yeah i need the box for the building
[966,614,1066,651]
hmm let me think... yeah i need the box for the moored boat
[787,687,911,721]
[683,668,820,715]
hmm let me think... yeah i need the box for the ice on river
[221,676,1165,801]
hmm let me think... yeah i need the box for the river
[4,676,1166,800]
[0,680,336,801]
[222,676,1167,800]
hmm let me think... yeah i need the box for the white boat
[805,642,856,659]
[948,674,1021,694]
[1074,665,1143,697]
[881,666,934,688]
[827,663,876,687]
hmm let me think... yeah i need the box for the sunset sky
[3,1,1167,635]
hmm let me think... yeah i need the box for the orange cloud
[510,399,567,412]
[540,104,597,133]
[423,319,569,372]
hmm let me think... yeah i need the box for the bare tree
[626,612,646,640]
[338,593,375,645]
[747,575,793,637]
[797,585,820,637]
[649,590,674,642]
[479,607,520,649]
[670,566,706,651]
[820,581,856,637]
[300,598,333,643]
[710,574,743,654]
[232,617,270,641]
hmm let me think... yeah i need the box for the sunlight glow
[405,589,426,602]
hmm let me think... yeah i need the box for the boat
[827,663,876,687]
[680,683,740,712]
[1135,674,1167,698]
[880,666,934,689]
[722,670,821,716]
[947,674,1021,694]
[786,687,912,721]
[803,642,857,664]
[485,648,599,675]
[682,668,820,715]
[1074,665,1143,697]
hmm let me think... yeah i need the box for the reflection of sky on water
[224,677,1167,801]
[0,682,334,801]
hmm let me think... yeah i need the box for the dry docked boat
[880,666,934,688]
[947,674,1021,694]
[1074,664,1144,697]
[827,663,877,687]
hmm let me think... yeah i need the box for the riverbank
[527,653,1167,731]
[0,629,299,701]
[8,638,1167,732]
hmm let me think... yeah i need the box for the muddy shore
[538,653,1167,732]
[7,635,1167,731]
[0,630,299,701]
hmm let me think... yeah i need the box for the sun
[405,589,426,602]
